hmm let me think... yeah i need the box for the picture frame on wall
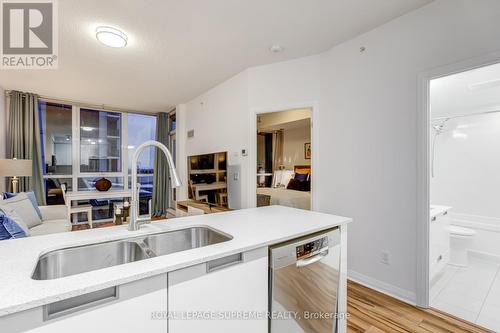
[304,143,311,159]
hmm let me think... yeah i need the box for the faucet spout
[129,140,181,231]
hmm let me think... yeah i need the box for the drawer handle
[207,253,242,273]
[44,286,118,321]
[296,248,329,268]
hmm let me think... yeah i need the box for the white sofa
[29,205,72,236]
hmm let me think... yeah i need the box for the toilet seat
[447,225,476,237]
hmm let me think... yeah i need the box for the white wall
[0,86,6,192]
[182,71,250,208]
[180,0,500,302]
[282,125,311,169]
[175,104,189,201]
[316,0,500,301]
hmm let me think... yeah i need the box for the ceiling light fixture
[96,26,128,48]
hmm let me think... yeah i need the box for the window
[38,100,161,220]
[80,109,121,173]
[39,102,73,205]
[127,113,156,214]
[127,113,156,174]
[169,112,176,132]
[39,102,73,175]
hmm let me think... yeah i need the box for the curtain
[7,91,46,205]
[272,130,284,171]
[264,133,273,173]
[152,113,170,216]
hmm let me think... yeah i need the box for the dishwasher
[269,227,341,333]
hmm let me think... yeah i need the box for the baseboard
[469,249,500,263]
[348,270,416,305]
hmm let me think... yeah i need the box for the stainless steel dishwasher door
[269,228,340,333]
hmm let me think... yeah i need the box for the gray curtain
[7,91,46,205]
[272,130,284,171]
[151,113,170,216]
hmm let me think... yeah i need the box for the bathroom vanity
[429,205,452,281]
[0,206,351,333]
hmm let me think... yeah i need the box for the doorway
[255,108,312,210]
[425,62,500,331]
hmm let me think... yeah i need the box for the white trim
[416,50,500,308]
[249,101,319,210]
[348,270,417,305]
[337,224,348,333]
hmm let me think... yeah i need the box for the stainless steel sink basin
[32,227,232,280]
[143,226,231,256]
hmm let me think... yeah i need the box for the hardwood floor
[347,281,493,333]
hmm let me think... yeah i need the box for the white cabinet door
[429,213,451,280]
[168,247,268,333]
[14,274,168,333]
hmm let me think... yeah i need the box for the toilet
[447,226,476,267]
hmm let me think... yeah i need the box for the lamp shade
[0,159,32,177]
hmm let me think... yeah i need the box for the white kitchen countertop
[0,205,351,317]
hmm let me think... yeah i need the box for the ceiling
[431,62,500,118]
[258,108,311,131]
[1,0,432,112]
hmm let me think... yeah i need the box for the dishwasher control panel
[296,236,328,260]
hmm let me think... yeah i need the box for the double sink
[32,226,232,280]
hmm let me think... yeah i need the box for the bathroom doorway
[427,62,500,331]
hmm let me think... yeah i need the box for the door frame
[248,102,319,210]
[416,51,500,307]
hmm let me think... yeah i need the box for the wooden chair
[61,184,93,228]
[188,180,208,203]
[217,192,228,206]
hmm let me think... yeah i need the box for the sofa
[30,205,72,236]
[0,192,71,239]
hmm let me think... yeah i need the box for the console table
[65,190,132,226]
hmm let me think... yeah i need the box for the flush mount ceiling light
[96,26,128,48]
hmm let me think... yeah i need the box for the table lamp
[0,158,32,193]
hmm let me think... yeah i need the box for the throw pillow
[298,180,311,192]
[0,210,27,240]
[0,207,30,236]
[294,173,308,182]
[3,191,42,219]
[0,193,42,229]
[287,178,302,191]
